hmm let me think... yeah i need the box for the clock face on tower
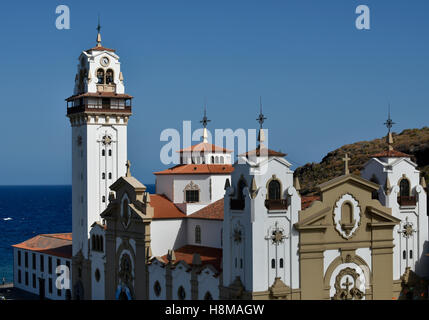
[101,56,110,67]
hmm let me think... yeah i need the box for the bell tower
[66,23,132,271]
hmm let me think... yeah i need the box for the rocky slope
[295,127,429,195]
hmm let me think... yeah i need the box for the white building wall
[171,263,191,300]
[150,219,187,256]
[148,261,166,300]
[186,219,222,248]
[13,248,71,300]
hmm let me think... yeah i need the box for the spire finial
[126,160,131,177]
[96,15,102,47]
[200,100,211,143]
[384,103,395,151]
[342,153,351,175]
[257,96,267,144]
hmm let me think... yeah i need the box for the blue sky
[0,0,428,185]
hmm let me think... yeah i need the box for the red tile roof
[240,144,286,158]
[188,198,224,220]
[178,142,232,153]
[372,149,410,158]
[301,195,320,210]
[150,194,186,219]
[154,164,234,175]
[161,245,222,272]
[86,46,116,53]
[12,233,72,259]
[66,92,133,101]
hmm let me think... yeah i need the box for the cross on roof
[342,153,351,175]
[384,104,395,133]
[200,105,211,129]
[256,96,267,129]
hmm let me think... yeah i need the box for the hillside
[295,127,429,195]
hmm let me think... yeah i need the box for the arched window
[122,198,129,226]
[211,156,214,164]
[204,292,213,300]
[108,172,112,180]
[102,173,105,180]
[400,178,410,197]
[279,258,284,269]
[403,250,406,260]
[268,180,281,200]
[178,286,186,300]
[195,225,201,244]
[97,69,105,84]
[271,259,276,269]
[215,156,219,164]
[102,149,105,156]
[154,281,161,297]
[108,149,112,156]
[220,156,224,164]
[410,250,413,259]
[106,69,114,84]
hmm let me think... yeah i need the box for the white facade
[361,154,429,279]
[71,47,130,259]
[13,248,71,300]
[89,224,106,300]
[223,153,301,294]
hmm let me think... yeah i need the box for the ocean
[0,184,155,283]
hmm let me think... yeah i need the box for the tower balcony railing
[230,199,245,211]
[265,199,288,210]
[397,196,417,207]
[66,103,132,115]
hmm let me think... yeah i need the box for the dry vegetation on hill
[295,127,429,195]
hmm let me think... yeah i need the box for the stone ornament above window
[333,194,362,239]
[184,181,200,191]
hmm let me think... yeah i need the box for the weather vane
[200,102,211,129]
[257,96,267,129]
[384,103,395,133]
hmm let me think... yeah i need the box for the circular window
[177,286,186,300]
[95,269,100,282]
[153,281,161,297]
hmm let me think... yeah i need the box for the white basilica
[11,28,429,300]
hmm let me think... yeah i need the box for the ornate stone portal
[332,268,364,300]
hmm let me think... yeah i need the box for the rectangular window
[25,252,28,268]
[49,278,52,294]
[40,255,44,272]
[185,190,199,203]
[32,253,36,270]
[48,257,52,274]
[18,251,21,266]
[18,270,21,284]
[25,272,28,286]
[32,274,36,289]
